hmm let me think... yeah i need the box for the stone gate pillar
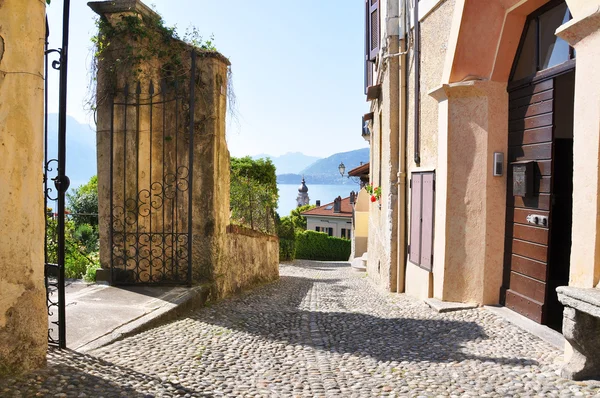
[0,0,48,375]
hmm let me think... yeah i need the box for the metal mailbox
[512,161,534,197]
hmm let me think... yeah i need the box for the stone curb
[77,285,211,353]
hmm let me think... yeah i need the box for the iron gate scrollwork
[109,53,196,285]
[44,0,71,348]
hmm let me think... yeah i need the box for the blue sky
[46,1,369,158]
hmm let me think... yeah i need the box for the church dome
[298,177,309,193]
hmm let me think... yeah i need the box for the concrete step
[351,253,367,272]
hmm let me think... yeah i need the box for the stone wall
[215,225,279,298]
[91,0,231,284]
[0,0,47,375]
[91,0,279,295]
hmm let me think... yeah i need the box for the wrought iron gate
[44,0,71,348]
[109,54,196,285]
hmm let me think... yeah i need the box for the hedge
[279,238,296,261]
[295,230,351,261]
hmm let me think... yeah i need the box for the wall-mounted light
[493,152,504,176]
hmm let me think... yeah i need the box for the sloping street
[3,261,600,397]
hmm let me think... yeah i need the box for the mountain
[301,148,369,175]
[252,152,321,175]
[46,114,97,192]
[277,148,370,185]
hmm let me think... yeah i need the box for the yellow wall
[404,0,456,300]
[0,0,48,374]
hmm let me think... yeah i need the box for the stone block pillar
[556,3,600,289]
[429,80,508,305]
[90,0,231,285]
[557,287,600,380]
[0,0,48,375]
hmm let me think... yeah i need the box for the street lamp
[338,162,346,177]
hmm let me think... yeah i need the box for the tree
[230,157,279,233]
[67,175,98,229]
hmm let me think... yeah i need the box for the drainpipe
[413,0,421,166]
[385,0,401,293]
[395,0,408,294]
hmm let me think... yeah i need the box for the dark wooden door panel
[509,142,553,161]
[510,272,547,302]
[505,289,544,323]
[513,239,549,262]
[508,126,553,146]
[512,194,551,210]
[509,100,553,121]
[509,89,553,110]
[509,79,553,102]
[509,113,553,132]
[511,254,547,281]
[513,208,550,224]
[513,224,549,245]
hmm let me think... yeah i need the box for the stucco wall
[215,225,279,298]
[366,30,400,292]
[0,0,47,375]
[306,217,353,239]
[405,0,455,299]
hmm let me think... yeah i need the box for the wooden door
[503,79,555,324]
[503,70,574,327]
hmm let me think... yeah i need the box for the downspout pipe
[385,0,401,293]
[397,0,408,294]
[414,0,421,166]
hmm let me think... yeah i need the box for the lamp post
[338,162,346,177]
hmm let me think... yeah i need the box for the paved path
[3,261,600,397]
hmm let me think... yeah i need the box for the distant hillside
[301,148,369,175]
[252,152,321,175]
[277,148,369,185]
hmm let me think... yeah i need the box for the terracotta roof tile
[301,196,353,218]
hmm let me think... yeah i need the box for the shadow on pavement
[188,265,539,368]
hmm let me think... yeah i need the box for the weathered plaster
[430,81,508,305]
[367,33,399,293]
[555,5,600,289]
[404,0,455,300]
[0,0,47,374]
[215,225,279,298]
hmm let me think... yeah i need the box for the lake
[276,183,359,217]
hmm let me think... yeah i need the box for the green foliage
[295,230,351,261]
[277,216,296,261]
[231,157,277,188]
[286,204,316,231]
[279,239,296,262]
[91,10,218,84]
[230,157,279,234]
[46,217,100,281]
[67,175,99,229]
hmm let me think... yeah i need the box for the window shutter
[420,173,435,271]
[409,172,436,270]
[409,174,423,265]
[368,0,380,61]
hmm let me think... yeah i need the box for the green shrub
[279,239,296,261]
[295,230,351,261]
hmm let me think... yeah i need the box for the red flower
[370,195,376,203]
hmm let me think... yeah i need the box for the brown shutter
[420,173,435,271]
[369,0,380,61]
[409,174,422,264]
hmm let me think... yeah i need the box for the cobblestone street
[3,261,600,397]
